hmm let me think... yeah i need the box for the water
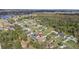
[0,15,15,19]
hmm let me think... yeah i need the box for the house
[28,32,37,40]
[63,35,78,43]
[36,35,45,42]
[36,32,46,42]
[37,32,43,37]
[52,31,58,34]
[59,45,67,49]
[23,28,31,32]
[37,25,42,28]
[58,32,64,37]
[4,26,15,31]
[59,44,70,49]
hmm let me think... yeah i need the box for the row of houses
[52,31,78,43]
[27,31,45,41]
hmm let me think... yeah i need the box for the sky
[0,0,79,9]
